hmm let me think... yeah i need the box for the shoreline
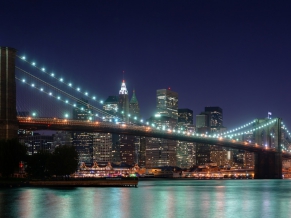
[0,177,138,188]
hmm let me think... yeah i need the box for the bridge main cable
[15,66,122,120]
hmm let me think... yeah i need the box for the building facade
[129,90,140,119]
[156,89,178,120]
[205,107,223,129]
[118,80,129,123]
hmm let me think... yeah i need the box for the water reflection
[1,180,291,218]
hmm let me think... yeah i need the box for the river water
[1,179,291,218]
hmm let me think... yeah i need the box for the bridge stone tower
[253,118,282,179]
[0,47,18,139]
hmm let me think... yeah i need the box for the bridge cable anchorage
[15,69,119,120]
[17,55,147,125]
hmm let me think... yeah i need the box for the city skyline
[2,1,291,129]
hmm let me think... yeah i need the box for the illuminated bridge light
[65,100,68,103]
[68,83,72,87]
[51,73,54,77]
[95,114,98,117]
[22,56,26,60]
[32,62,36,66]
[140,119,143,123]
[22,79,25,82]
[31,83,34,87]
[60,78,63,82]
[42,68,45,72]
[77,88,80,91]
[73,104,76,107]
[49,92,52,96]
[92,96,96,100]
[57,96,60,100]
[100,100,103,104]
[85,92,88,96]
[40,88,43,91]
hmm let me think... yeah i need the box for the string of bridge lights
[18,55,102,103]
[223,119,277,139]
[16,55,291,153]
[221,120,256,136]
[281,121,291,152]
[16,65,149,124]
[17,55,147,125]
[15,68,118,120]
[15,76,115,120]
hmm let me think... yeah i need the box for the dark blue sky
[2,0,291,129]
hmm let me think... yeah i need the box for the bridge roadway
[17,117,291,159]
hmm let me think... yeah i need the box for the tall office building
[195,107,224,166]
[205,107,223,128]
[119,135,137,165]
[210,151,233,167]
[196,113,210,129]
[145,89,178,168]
[19,133,53,155]
[118,80,129,123]
[93,133,112,163]
[72,98,93,165]
[177,108,195,168]
[156,89,178,120]
[115,80,136,164]
[103,96,119,116]
[178,109,193,125]
[99,96,120,163]
[53,131,72,150]
[129,90,140,119]
[145,137,177,168]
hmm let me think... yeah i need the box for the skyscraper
[156,89,178,120]
[178,109,193,125]
[204,107,223,128]
[145,88,178,168]
[195,107,224,166]
[115,80,136,165]
[103,96,119,116]
[93,133,112,163]
[118,80,129,123]
[129,90,140,119]
[177,108,195,168]
[72,98,93,165]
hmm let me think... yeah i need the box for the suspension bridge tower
[0,47,18,139]
[254,118,282,179]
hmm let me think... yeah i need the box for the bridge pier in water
[0,47,18,139]
[254,152,282,179]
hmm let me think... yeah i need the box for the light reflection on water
[1,180,291,218]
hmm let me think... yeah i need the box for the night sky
[1,1,291,129]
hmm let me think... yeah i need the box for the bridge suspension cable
[15,66,120,120]
[223,119,277,139]
[16,54,147,125]
[220,120,256,136]
[17,55,103,105]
